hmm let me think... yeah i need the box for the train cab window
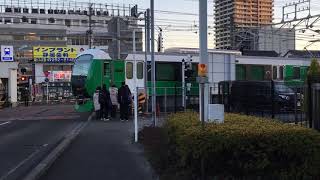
[126,62,133,79]
[72,54,93,76]
[137,62,143,79]
[293,66,300,79]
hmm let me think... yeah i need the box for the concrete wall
[208,53,236,85]
[0,62,18,78]
[0,62,18,106]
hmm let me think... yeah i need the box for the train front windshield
[72,54,93,76]
[71,54,93,97]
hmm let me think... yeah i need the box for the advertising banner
[33,46,77,63]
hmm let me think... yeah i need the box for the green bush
[165,112,320,179]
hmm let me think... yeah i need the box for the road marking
[0,121,10,126]
[0,144,47,180]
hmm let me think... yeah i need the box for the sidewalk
[41,119,157,180]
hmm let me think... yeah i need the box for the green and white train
[71,49,313,112]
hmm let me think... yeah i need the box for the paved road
[41,120,156,180]
[0,105,89,180]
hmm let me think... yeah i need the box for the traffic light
[131,5,138,17]
[183,57,194,80]
[21,76,27,81]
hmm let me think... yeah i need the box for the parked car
[224,81,299,113]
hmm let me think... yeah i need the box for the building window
[126,62,133,79]
[65,19,71,27]
[13,35,24,40]
[30,18,37,24]
[137,62,143,79]
[25,35,38,40]
[4,18,12,24]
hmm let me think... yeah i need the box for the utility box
[207,104,224,124]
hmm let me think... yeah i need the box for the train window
[293,67,300,79]
[126,62,133,79]
[273,66,277,79]
[72,54,93,76]
[104,62,111,76]
[137,62,143,79]
[279,66,284,80]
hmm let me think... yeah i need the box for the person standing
[101,84,111,121]
[118,82,131,121]
[93,87,101,120]
[22,87,29,107]
[109,84,118,118]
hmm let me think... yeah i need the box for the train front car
[71,49,109,112]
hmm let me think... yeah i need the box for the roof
[241,50,279,57]
[164,47,242,55]
[284,50,320,58]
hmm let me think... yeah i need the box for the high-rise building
[214,0,273,50]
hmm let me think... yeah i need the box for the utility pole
[199,0,208,125]
[150,0,156,127]
[144,9,150,113]
[88,3,93,49]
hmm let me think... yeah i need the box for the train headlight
[279,95,290,100]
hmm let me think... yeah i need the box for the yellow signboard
[33,46,77,63]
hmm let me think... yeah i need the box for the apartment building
[215,0,273,50]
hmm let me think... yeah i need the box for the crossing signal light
[21,76,27,81]
[198,64,207,77]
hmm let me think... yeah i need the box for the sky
[95,0,320,50]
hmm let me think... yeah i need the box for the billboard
[33,47,77,63]
[1,46,14,62]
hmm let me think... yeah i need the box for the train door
[112,61,125,88]
[125,61,144,92]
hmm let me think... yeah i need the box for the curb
[22,113,94,180]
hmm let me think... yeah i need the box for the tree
[305,58,320,127]
[307,58,320,77]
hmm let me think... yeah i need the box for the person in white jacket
[93,87,101,120]
[109,84,119,118]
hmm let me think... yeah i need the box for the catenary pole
[199,1,208,179]
[150,0,156,126]
[199,0,208,125]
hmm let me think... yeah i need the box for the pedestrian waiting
[118,82,131,121]
[101,84,112,121]
[109,84,119,118]
[93,86,101,120]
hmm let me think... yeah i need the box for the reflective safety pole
[46,82,49,104]
[133,29,138,142]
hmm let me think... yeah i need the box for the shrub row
[165,112,320,179]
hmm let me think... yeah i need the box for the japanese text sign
[33,47,77,63]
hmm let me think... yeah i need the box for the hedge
[165,112,320,179]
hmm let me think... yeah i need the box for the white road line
[0,121,10,126]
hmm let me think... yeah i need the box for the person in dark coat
[101,84,111,121]
[22,88,29,107]
[118,82,131,121]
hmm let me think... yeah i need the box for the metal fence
[135,81,309,126]
[218,81,307,126]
